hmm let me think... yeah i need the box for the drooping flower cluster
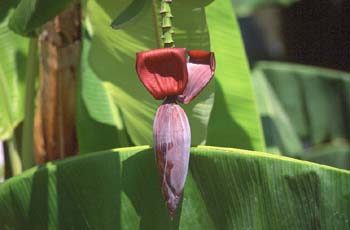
[136,48,215,218]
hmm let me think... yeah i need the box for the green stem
[160,0,174,48]
[151,0,162,48]
[21,38,38,169]
[7,137,22,176]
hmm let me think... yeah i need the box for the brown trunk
[34,4,81,163]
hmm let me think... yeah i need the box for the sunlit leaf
[0,146,349,229]
[205,0,266,151]
[77,34,131,153]
[0,16,28,140]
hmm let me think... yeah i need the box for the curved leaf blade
[0,146,349,229]
[252,69,303,156]
[8,0,72,36]
[254,61,350,145]
[0,17,28,140]
[0,0,20,23]
[111,0,146,29]
[77,33,131,153]
[110,0,215,30]
[205,0,266,151]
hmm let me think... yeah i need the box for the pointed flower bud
[153,99,191,219]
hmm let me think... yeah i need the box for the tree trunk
[34,4,81,163]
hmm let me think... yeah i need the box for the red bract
[136,48,188,100]
[136,48,215,103]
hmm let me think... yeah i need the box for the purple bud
[153,99,191,219]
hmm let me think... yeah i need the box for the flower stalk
[160,0,175,47]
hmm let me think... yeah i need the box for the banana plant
[0,0,349,228]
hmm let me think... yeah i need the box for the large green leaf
[0,15,28,140]
[205,0,266,151]
[0,146,349,229]
[86,0,216,147]
[8,0,72,36]
[77,34,131,153]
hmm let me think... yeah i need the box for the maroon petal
[153,101,191,219]
[136,48,188,100]
[177,50,215,104]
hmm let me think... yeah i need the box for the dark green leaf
[8,0,72,36]
[253,61,350,169]
[254,61,350,146]
[111,0,146,29]
[0,0,20,23]
[252,70,303,156]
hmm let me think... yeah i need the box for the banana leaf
[0,0,20,23]
[205,0,266,151]
[253,61,350,145]
[252,70,302,156]
[77,33,131,153]
[0,14,28,141]
[8,0,73,36]
[252,61,350,169]
[0,146,349,229]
